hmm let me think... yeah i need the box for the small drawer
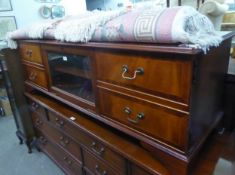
[30,103,47,129]
[98,89,188,149]
[38,121,82,163]
[83,150,121,175]
[29,100,47,121]
[48,110,126,174]
[96,51,192,103]
[37,133,83,175]
[24,64,48,89]
[19,43,43,64]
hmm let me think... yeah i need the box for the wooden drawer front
[37,134,83,175]
[131,164,152,175]
[83,150,122,175]
[99,89,188,149]
[24,65,48,89]
[96,51,192,103]
[43,125,82,162]
[20,44,43,64]
[29,101,47,123]
[47,111,126,174]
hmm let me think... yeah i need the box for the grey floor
[228,58,235,74]
[0,116,65,175]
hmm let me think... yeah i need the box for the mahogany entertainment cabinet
[7,32,234,175]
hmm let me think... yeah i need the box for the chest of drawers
[8,32,233,175]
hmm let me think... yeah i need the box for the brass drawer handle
[122,65,144,80]
[123,107,131,115]
[26,50,33,57]
[39,136,47,145]
[127,112,145,124]
[95,165,107,175]
[31,102,39,111]
[29,72,37,81]
[63,157,73,166]
[35,118,43,127]
[60,135,70,147]
[55,117,65,128]
[91,142,105,156]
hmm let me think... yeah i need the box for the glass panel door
[48,52,94,103]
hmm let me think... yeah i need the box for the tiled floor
[0,116,65,175]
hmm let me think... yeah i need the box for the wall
[0,0,87,28]
[86,0,129,10]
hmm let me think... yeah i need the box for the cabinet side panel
[2,48,34,139]
[189,38,232,152]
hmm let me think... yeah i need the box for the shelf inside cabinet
[54,65,91,79]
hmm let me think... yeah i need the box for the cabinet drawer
[96,51,192,103]
[29,100,47,123]
[24,64,48,89]
[19,43,43,64]
[83,150,122,175]
[48,111,126,174]
[37,133,83,175]
[99,89,188,149]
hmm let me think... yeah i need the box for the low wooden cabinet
[15,32,233,175]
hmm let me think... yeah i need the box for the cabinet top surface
[18,32,235,55]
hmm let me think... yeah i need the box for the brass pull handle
[91,142,105,156]
[127,112,145,124]
[26,50,33,57]
[31,102,39,111]
[63,157,73,166]
[95,165,107,175]
[39,136,47,145]
[29,72,37,80]
[122,65,144,80]
[35,119,43,127]
[55,118,65,128]
[123,107,131,115]
[60,136,70,147]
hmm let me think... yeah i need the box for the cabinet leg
[16,131,23,145]
[26,140,32,154]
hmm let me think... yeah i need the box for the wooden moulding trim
[25,82,190,162]
[25,81,48,92]
[23,62,46,71]
[51,86,95,108]
[18,32,235,55]
[19,40,201,55]
[97,81,189,115]
[26,93,170,175]
[21,60,44,69]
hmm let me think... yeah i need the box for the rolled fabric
[199,0,228,17]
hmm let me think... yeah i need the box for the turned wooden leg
[16,131,23,145]
[26,140,32,154]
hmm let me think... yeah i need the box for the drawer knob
[123,107,132,115]
[95,165,107,175]
[122,65,144,80]
[91,142,105,156]
[127,112,145,124]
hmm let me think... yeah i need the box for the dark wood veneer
[16,31,234,175]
